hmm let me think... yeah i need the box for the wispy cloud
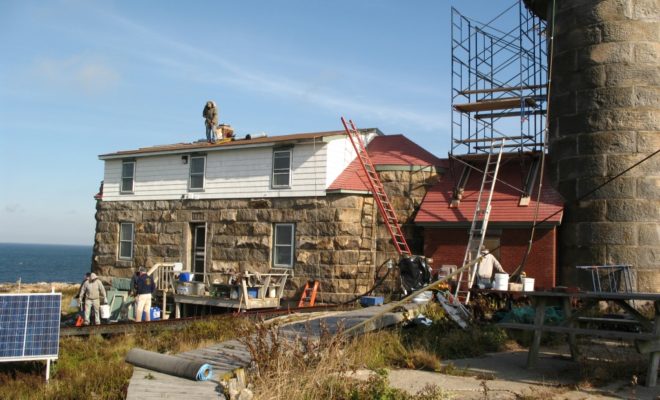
[31,55,120,95]
[4,204,24,213]
[91,8,447,131]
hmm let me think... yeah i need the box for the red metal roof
[415,160,563,225]
[328,135,447,192]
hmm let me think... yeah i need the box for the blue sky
[0,0,515,245]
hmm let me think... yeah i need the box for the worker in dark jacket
[134,267,156,322]
[202,101,218,143]
[129,270,140,297]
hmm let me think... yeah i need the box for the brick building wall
[423,226,557,289]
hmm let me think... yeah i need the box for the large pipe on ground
[125,348,213,381]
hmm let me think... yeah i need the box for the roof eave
[98,134,344,161]
[326,189,371,195]
[416,220,561,228]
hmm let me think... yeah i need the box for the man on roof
[202,101,218,144]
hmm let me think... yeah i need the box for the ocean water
[0,243,92,284]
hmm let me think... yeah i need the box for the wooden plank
[562,297,579,361]
[454,97,537,113]
[498,323,657,341]
[453,135,532,144]
[636,339,660,354]
[646,301,660,387]
[526,297,546,368]
[516,291,660,302]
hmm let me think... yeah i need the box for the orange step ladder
[298,280,319,307]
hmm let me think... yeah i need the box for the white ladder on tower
[453,139,506,306]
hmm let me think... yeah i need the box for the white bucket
[493,273,509,291]
[100,304,111,319]
[412,291,433,304]
[268,287,277,298]
[522,277,535,292]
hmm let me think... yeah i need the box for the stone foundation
[92,168,439,303]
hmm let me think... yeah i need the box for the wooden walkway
[126,304,420,399]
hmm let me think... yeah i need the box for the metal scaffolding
[451,1,548,156]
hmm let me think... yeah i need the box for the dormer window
[121,160,135,194]
[272,148,292,188]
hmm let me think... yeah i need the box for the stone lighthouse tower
[527,0,659,290]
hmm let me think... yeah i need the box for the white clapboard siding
[102,141,331,201]
[324,132,378,187]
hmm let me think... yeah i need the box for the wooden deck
[126,304,421,399]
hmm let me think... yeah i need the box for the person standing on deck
[135,267,156,322]
[475,246,506,289]
[78,273,107,325]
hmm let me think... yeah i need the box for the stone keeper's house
[92,129,444,302]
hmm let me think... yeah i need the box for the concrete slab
[348,344,660,399]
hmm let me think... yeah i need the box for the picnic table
[497,291,660,387]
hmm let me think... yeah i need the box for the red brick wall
[423,227,556,289]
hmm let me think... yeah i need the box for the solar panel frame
[0,293,61,362]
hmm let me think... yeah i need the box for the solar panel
[0,293,61,362]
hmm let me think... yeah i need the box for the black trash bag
[399,256,432,295]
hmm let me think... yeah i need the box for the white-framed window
[272,148,292,188]
[121,161,135,193]
[189,156,206,190]
[118,222,134,260]
[273,223,295,268]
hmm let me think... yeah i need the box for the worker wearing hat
[135,267,156,322]
[78,272,107,325]
[475,246,506,289]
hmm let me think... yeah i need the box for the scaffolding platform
[451,1,548,156]
[454,97,537,113]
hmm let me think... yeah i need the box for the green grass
[0,316,249,400]
[4,297,640,399]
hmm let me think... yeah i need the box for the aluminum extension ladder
[341,117,412,257]
[453,139,506,305]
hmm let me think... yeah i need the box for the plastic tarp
[125,348,212,381]
[495,306,565,325]
[399,256,432,295]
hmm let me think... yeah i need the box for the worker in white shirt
[475,246,506,289]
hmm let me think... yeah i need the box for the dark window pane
[121,178,133,192]
[276,225,292,245]
[119,242,131,259]
[121,223,133,240]
[275,247,292,266]
[122,162,134,178]
[273,173,289,187]
[191,158,205,174]
[273,153,290,169]
[190,175,204,189]
[195,228,205,247]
